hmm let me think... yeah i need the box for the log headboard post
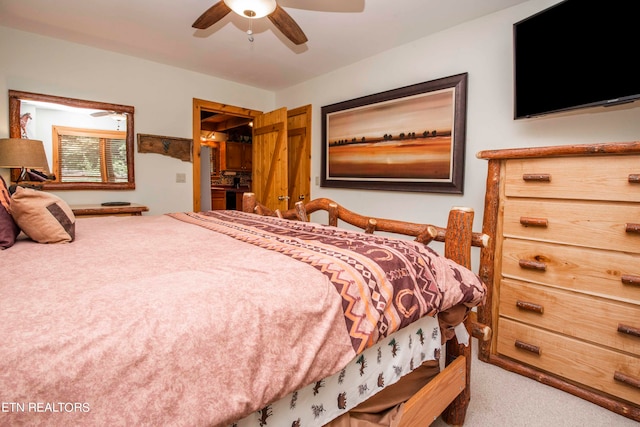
[242,192,256,213]
[441,206,474,425]
[443,206,474,269]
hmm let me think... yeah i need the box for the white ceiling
[0,0,529,91]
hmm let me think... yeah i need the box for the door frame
[192,98,262,211]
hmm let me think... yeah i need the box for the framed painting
[321,73,467,193]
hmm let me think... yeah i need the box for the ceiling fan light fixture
[224,0,276,19]
[110,113,127,122]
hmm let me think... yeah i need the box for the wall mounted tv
[513,0,638,119]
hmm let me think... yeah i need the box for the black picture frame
[321,73,467,193]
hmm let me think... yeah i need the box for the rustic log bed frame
[242,193,492,426]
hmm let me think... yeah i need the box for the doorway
[191,98,262,212]
[192,99,312,212]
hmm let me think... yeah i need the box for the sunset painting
[321,73,467,193]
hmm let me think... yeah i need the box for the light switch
[176,173,186,183]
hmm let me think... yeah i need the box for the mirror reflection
[8,90,135,190]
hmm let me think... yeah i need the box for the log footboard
[243,193,491,426]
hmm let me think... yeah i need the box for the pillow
[0,175,20,249]
[10,186,76,244]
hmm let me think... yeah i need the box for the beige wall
[0,26,275,215]
[275,0,640,268]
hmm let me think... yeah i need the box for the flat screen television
[513,0,639,119]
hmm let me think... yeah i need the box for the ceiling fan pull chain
[247,18,254,42]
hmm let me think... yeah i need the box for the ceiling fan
[192,0,307,45]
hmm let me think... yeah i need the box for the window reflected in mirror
[53,126,128,183]
[8,90,135,190]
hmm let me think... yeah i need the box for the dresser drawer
[503,198,640,253]
[497,318,640,405]
[499,279,640,355]
[504,155,640,202]
[501,238,640,303]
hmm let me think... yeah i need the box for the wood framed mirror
[8,90,135,190]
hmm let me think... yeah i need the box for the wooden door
[252,107,289,211]
[286,105,311,209]
[252,105,312,212]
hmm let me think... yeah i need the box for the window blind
[57,133,127,183]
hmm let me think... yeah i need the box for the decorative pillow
[10,186,76,244]
[0,175,20,249]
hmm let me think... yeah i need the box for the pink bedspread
[0,212,484,427]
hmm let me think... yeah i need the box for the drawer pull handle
[519,259,547,271]
[515,340,541,355]
[520,217,549,227]
[626,223,640,234]
[516,300,544,314]
[629,174,640,184]
[617,324,640,338]
[621,275,640,286]
[614,371,640,390]
[522,173,551,182]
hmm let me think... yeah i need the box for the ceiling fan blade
[268,5,308,45]
[192,1,232,29]
[90,111,110,117]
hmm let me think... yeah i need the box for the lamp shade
[0,138,49,170]
[224,0,276,18]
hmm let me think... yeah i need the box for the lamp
[224,0,276,18]
[0,138,50,191]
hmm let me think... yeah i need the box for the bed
[0,188,490,427]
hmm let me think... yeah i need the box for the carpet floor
[430,339,638,427]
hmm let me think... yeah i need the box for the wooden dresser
[476,141,640,421]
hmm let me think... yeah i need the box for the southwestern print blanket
[169,210,486,354]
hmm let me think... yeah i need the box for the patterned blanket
[169,210,486,354]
